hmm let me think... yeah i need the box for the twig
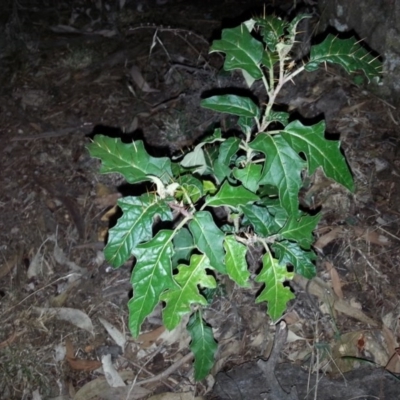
[134,352,194,387]
[257,321,299,400]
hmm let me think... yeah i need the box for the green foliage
[88,13,381,380]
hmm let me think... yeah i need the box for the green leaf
[200,137,240,184]
[187,311,218,380]
[255,15,287,51]
[161,254,216,330]
[172,227,194,267]
[218,137,241,165]
[265,203,289,228]
[266,110,290,127]
[129,230,178,337]
[233,164,263,192]
[224,235,250,287]
[176,175,204,203]
[210,24,264,79]
[241,204,281,236]
[250,133,305,214]
[201,95,260,118]
[255,251,295,320]
[287,14,312,38]
[281,120,354,191]
[279,213,321,249]
[181,145,206,169]
[203,180,217,195]
[306,34,381,82]
[238,116,255,135]
[88,136,172,184]
[203,128,223,143]
[261,51,279,70]
[206,181,260,208]
[203,145,230,183]
[273,240,316,279]
[189,211,226,273]
[105,194,173,267]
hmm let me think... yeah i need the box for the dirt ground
[1,1,400,399]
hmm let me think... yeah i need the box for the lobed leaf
[201,95,260,118]
[255,252,295,320]
[104,194,172,267]
[306,34,382,82]
[266,110,290,127]
[254,15,287,51]
[210,24,264,79]
[250,133,305,215]
[176,175,204,204]
[273,240,316,279]
[206,181,260,208]
[161,254,216,330]
[233,163,263,192]
[281,120,354,191]
[88,135,171,184]
[241,204,281,237]
[129,230,178,337]
[279,213,321,250]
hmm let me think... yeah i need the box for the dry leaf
[73,371,151,400]
[314,226,344,250]
[33,307,94,335]
[325,261,343,299]
[50,279,81,307]
[331,330,389,374]
[353,226,390,246]
[27,247,45,278]
[129,66,159,93]
[65,338,102,372]
[99,317,126,349]
[158,315,190,350]
[101,354,125,387]
[96,183,114,197]
[101,204,119,221]
[381,324,400,373]
[0,252,19,279]
[52,238,87,274]
[137,326,165,349]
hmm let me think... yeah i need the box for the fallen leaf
[129,65,159,93]
[353,226,390,246]
[138,326,165,349]
[101,205,119,221]
[381,324,400,373]
[101,354,125,387]
[0,252,18,279]
[33,307,94,335]
[99,317,126,349]
[73,371,151,400]
[314,226,344,250]
[65,338,102,371]
[325,261,343,299]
